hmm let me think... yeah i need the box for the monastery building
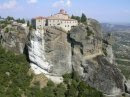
[32,9,78,31]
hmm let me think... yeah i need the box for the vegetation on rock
[0,46,103,97]
[71,13,87,23]
[0,46,32,97]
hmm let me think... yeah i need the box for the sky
[0,0,130,23]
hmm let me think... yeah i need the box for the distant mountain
[101,23,130,33]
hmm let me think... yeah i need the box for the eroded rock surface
[68,19,125,95]
[0,24,29,54]
[44,27,72,75]
[28,27,72,82]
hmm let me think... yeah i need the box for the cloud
[27,0,38,4]
[66,0,71,7]
[52,0,71,8]
[0,0,17,10]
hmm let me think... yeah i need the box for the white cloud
[0,0,17,10]
[52,0,71,8]
[27,0,38,4]
[66,0,71,7]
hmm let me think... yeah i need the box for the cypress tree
[81,13,87,23]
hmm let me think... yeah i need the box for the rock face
[68,19,125,95]
[28,27,72,82]
[44,27,72,75]
[0,24,29,54]
[125,80,130,94]
[103,33,115,64]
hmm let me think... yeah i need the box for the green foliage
[78,81,102,97]
[66,84,78,97]
[5,27,9,33]
[54,83,66,97]
[6,16,14,21]
[63,73,72,84]
[64,72,103,97]
[27,20,30,26]
[86,27,94,36]
[0,20,12,29]
[16,18,25,23]
[0,46,32,97]
[81,13,87,23]
[47,80,55,87]
[71,13,87,24]
[71,15,81,23]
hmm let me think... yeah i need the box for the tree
[6,16,14,21]
[81,13,87,23]
[21,18,25,23]
[54,83,66,97]
[27,21,30,26]
[16,18,25,23]
[65,85,78,97]
[71,15,81,23]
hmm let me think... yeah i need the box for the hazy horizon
[0,0,130,23]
